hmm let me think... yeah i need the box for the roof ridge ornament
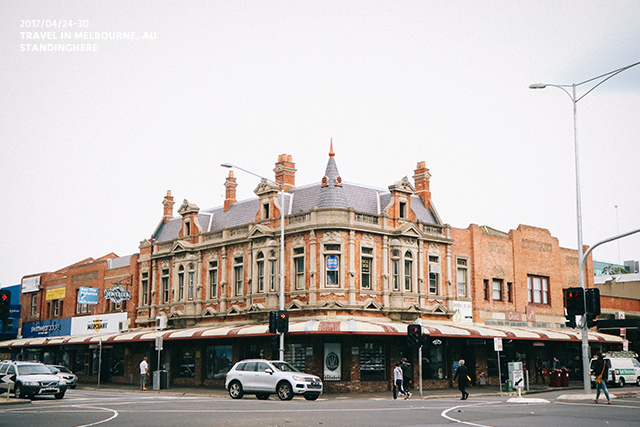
[329,138,335,158]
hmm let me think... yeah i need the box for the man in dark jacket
[591,353,611,404]
[400,358,412,392]
[453,359,470,400]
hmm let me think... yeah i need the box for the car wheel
[256,393,270,400]
[228,381,244,399]
[636,377,640,387]
[14,384,23,399]
[618,377,625,387]
[277,381,293,401]
[304,393,320,401]
[55,391,65,399]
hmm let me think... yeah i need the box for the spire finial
[329,138,335,158]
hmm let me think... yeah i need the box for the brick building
[1,146,622,392]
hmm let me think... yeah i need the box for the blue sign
[78,287,99,305]
[326,255,339,270]
[23,318,72,338]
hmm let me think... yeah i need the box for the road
[1,388,639,427]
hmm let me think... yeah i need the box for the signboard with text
[78,287,99,305]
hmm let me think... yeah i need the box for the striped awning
[0,320,623,348]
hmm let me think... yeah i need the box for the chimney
[274,154,296,192]
[224,171,237,211]
[162,190,175,223]
[413,161,431,209]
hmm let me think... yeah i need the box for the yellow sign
[45,287,66,300]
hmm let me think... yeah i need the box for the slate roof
[153,156,438,243]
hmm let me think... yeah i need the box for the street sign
[494,337,503,352]
[156,336,163,351]
[1,374,14,385]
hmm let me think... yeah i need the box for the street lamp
[530,60,640,394]
[220,163,287,361]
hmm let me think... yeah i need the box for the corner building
[129,146,617,392]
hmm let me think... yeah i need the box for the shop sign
[323,343,341,381]
[452,300,473,323]
[78,287,99,305]
[70,312,128,335]
[45,287,66,301]
[104,286,131,304]
[23,318,72,338]
[21,276,40,294]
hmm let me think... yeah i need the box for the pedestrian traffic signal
[585,288,600,328]
[564,287,584,316]
[277,310,289,333]
[269,310,278,334]
[407,324,422,348]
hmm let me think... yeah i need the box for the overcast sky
[1,1,639,287]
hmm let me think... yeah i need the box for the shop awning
[0,320,623,349]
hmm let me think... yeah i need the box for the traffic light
[407,324,422,348]
[585,288,600,328]
[0,289,11,332]
[269,311,278,333]
[276,310,289,333]
[564,287,584,328]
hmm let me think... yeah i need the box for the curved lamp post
[530,60,640,394]
[221,163,286,361]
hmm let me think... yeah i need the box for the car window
[235,362,247,371]
[244,362,258,372]
[58,367,71,373]
[271,362,300,372]
[7,366,16,375]
[18,364,56,375]
[632,359,640,368]
[0,365,7,375]
[256,362,270,372]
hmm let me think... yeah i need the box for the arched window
[178,265,185,301]
[188,263,195,300]
[391,250,400,291]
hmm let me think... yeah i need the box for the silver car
[225,359,323,401]
[47,365,78,389]
[0,361,67,399]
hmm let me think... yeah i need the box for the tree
[601,264,628,275]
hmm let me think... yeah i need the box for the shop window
[112,350,125,376]
[284,343,307,371]
[75,351,91,375]
[360,342,385,381]
[178,351,196,378]
[422,341,445,380]
[205,345,233,380]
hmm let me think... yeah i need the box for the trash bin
[561,369,570,387]
[505,379,513,392]
[549,369,562,387]
[153,370,169,390]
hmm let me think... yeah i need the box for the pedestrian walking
[401,358,413,391]
[139,356,149,391]
[392,362,410,399]
[592,352,611,404]
[453,359,470,400]
[535,356,545,384]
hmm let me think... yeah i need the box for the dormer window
[263,203,270,219]
[399,201,407,218]
[185,221,191,236]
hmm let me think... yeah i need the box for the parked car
[225,359,322,401]
[47,365,78,389]
[590,354,640,387]
[0,360,67,399]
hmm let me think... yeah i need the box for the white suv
[225,359,323,401]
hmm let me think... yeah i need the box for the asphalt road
[1,388,639,427]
